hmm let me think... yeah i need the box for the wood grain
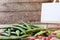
[0,3,41,11]
[0,0,53,3]
[0,11,40,24]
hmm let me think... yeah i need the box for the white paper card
[41,3,60,23]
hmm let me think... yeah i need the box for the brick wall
[0,0,53,24]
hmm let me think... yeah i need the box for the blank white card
[41,3,60,23]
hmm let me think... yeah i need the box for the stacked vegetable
[4,22,44,38]
[4,22,58,40]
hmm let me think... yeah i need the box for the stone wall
[0,0,53,24]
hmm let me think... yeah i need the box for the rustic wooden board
[0,0,53,3]
[0,0,53,24]
[0,3,41,11]
[0,11,40,24]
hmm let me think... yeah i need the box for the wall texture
[0,0,52,24]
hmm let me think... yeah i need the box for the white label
[41,3,60,23]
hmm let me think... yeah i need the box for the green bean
[12,24,27,29]
[4,28,12,34]
[26,28,44,33]
[2,33,9,36]
[23,22,31,29]
[12,27,26,34]
[11,32,16,34]
[16,30,20,36]
[5,31,16,35]
[8,29,11,36]
[20,34,29,38]
[0,36,21,39]
[4,29,8,32]
[5,31,23,35]
[29,25,39,28]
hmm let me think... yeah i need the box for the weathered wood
[0,0,47,24]
[0,3,41,11]
[0,0,53,3]
[0,11,40,24]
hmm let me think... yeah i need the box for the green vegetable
[3,33,9,36]
[48,30,54,35]
[0,36,21,39]
[10,32,16,35]
[36,31,48,37]
[4,28,8,32]
[4,22,44,37]
[56,33,60,38]
[37,31,45,35]
[23,22,31,29]
[29,25,39,29]
[5,31,24,36]
[26,28,44,33]
[12,27,26,34]
[4,31,16,34]
[12,24,27,29]
[8,29,11,36]
[20,34,29,38]
[16,30,20,36]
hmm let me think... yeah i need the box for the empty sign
[41,3,60,23]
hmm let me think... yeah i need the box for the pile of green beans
[4,22,44,38]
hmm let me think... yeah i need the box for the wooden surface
[0,3,41,11]
[0,0,52,24]
[0,11,40,24]
[0,0,53,3]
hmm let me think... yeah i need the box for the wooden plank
[0,0,53,3]
[0,3,41,11]
[0,11,40,24]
